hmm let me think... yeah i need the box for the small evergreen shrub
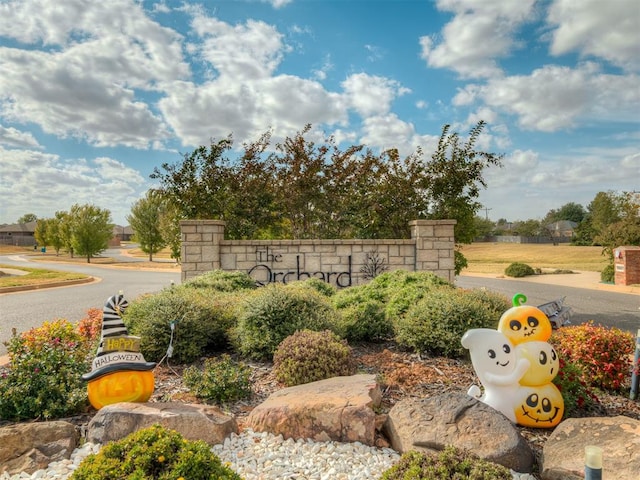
[550,322,636,392]
[553,357,600,418]
[380,446,512,480]
[394,288,500,358]
[600,263,614,283]
[70,424,241,480]
[336,299,393,342]
[273,330,356,386]
[182,269,256,292]
[124,288,238,364]
[183,354,252,404]
[0,319,91,421]
[231,283,340,360]
[461,289,511,321]
[504,262,535,278]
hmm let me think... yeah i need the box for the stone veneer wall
[180,219,457,287]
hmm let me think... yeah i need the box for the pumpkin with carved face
[498,294,552,346]
[514,383,564,428]
[516,341,559,386]
[87,370,155,410]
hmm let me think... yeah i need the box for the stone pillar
[180,220,226,282]
[410,219,457,283]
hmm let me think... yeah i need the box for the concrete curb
[0,276,97,294]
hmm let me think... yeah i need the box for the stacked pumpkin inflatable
[462,293,564,428]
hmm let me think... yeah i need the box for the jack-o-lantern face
[514,383,564,428]
[498,305,552,346]
[516,341,559,386]
[87,370,155,410]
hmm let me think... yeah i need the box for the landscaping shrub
[461,289,511,321]
[0,319,91,421]
[290,277,337,297]
[70,424,241,480]
[504,262,535,278]
[124,288,239,364]
[335,299,393,342]
[183,354,252,404]
[182,269,256,292]
[76,307,103,345]
[380,446,512,480]
[394,288,501,358]
[553,357,600,418]
[550,322,636,392]
[273,330,356,386]
[231,283,340,360]
[600,263,614,283]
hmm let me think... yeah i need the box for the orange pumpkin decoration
[87,370,155,409]
[498,293,552,346]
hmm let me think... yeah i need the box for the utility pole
[482,207,493,220]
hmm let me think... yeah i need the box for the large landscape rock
[541,415,640,480]
[246,374,382,446]
[0,421,78,475]
[87,402,238,445]
[384,392,534,473]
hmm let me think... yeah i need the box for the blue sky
[1,0,638,227]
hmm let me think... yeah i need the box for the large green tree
[127,191,167,261]
[69,204,113,263]
[17,213,37,224]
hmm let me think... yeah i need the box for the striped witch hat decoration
[82,293,156,381]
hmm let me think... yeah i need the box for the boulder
[0,421,78,475]
[87,402,238,445]
[384,392,534,473]
[541,415,640,480]
[246,374,382,446]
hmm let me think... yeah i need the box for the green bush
[0,319,90,421]
[335,300,392,342]
[70,424,241,480]
[550,322,636,392]
[182,269,256,292]
[273,330,356,386]
[290,277,337,297]
[231,283,340,360]
[124,288,239,364]
[600,263,614,283]
[504,262,535,278]
[381,446,512,480]
[460,289,511,320]
[394,288,501,358]
[183,354,252,404]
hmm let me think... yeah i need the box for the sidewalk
[459,270,640,295]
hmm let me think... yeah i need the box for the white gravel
[0,429,537,480]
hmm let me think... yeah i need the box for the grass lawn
[459,242,608,275]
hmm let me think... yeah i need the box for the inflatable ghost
[461,328,530,422]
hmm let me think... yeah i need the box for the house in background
[545,220,578,241]
[111,225,134,246]
[0,221,37,246]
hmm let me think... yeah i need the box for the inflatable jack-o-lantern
[498,293,552,345]
[82,294,156,409]
[514,383,564,428]
[516,340,559,387]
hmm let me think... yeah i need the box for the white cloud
[420,0,536,79]
[341,73,410,117]
[455,63,640,131]
[359,114,440,157]
[547,0,640,72]
[0,146,147,224]
[0,125,41,148]
[0,0,188,148]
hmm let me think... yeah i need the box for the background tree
[543,202,586,224]
[69,204,113,263]
[595,191,640,260]
[55,211,74,257]
[513,219,542,237]
[158,201,183,263]
[127,191,167,261]
[33,219,50,249]
[473,216,495,238]
[17,213,37,224]
[424,121,503,273]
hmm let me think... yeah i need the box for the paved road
[455,275,640,334]
[1,255,638,355]
[0,250,181,355]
